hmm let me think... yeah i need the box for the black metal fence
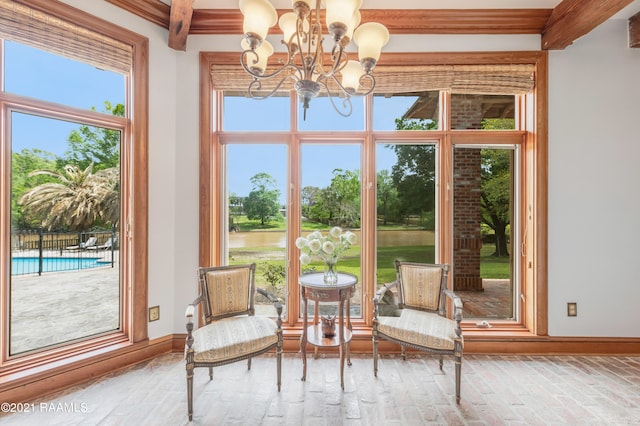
[10,229,118,276]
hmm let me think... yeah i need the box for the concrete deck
[10,264,120,355]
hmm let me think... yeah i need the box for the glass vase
[323,259,338,284]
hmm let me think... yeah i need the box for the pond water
[229,229,434,249]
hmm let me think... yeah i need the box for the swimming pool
[11,257,103,275]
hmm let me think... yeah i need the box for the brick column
[452,95,484,291]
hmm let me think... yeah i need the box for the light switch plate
[149,306,160,322]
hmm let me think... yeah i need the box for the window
[202,51,547,338]
[0,0,148,377]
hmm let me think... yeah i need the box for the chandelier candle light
[239,0,389,119]
[296,227,358,284]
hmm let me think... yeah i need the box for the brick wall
[452,98,483,291]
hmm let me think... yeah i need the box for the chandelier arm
[240,49,260,72]
[356,73,377,96]
[304,22,324,81]
[327,43,347,77]
[325,73,376,98]
[318,79,353,118]
[241,51,302,82]
[247,74,298,100]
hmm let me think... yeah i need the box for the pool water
[11,257,102,275]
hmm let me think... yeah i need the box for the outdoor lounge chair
[87,237,117,250]
[65,236,97,251]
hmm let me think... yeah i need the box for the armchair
[185,264,283,421]
[372,261,463,403]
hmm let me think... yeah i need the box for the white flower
[345,231,357,245]
[308,231,323,240]
[295,237,308,249]
[308,239,322,252]
[296,228,356,265]
[322,241,335,254]
[329,226,342,239]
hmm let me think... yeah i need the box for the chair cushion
[191,315,278,363]
[377,309,462,351]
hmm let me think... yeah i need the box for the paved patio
[10,264,120,355]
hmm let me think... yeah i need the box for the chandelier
[239,0,389,119]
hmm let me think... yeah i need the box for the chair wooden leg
[455,354,462,404]
[276,345,282,391]
[186,363,194,421]
[401,345,406,360]
[373,334,379,377]
[439,355,444,371]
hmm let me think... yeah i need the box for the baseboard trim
[172,331,640,355]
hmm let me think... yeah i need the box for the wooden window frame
[199,51,548,352]
[0,0,148,398]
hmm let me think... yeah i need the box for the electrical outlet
[567,302,577,317]
[149,306,160,322]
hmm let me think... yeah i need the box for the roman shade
[0,0,131,74]
[210,62,535,95]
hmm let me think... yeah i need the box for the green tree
[243,173,281,225]
[11,149,59,229]
[62,101,123,170]
[19,164,119,231]
[389,117,438,226]
[480,118,514,257]
[376,169,399,225]
[481,149,511,257]
[301,186,320,218]
[389,144,436,225]
[309,169,360,227]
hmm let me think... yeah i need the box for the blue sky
[6,41,125,155]
[6,40,416,200]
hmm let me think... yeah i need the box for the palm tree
[18,164,119,231]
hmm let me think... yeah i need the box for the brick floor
[2,352,640,425]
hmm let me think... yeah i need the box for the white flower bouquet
[296,226,358,267]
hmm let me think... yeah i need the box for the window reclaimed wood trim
[199,51,548,345]
[0,0,149,394]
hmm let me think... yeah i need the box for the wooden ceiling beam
[190,9,552,35]
[630,11,640,48]
[168,0,194,51]
[105,0,169,29]
[541,0,634,50]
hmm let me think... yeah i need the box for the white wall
[62,2,640,339]
[548,20,640,337]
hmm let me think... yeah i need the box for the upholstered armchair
[372,261,463,403]
[185,264,283,421]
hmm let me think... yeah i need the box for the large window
[202,51,547,339]
[0,0,148,380]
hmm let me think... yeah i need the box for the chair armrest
[444,288,464,323]
[185,296,202,322]
[185,304,195,321]
[373,281,397,319]
[185,296,202,352]
[257,287,283,318]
